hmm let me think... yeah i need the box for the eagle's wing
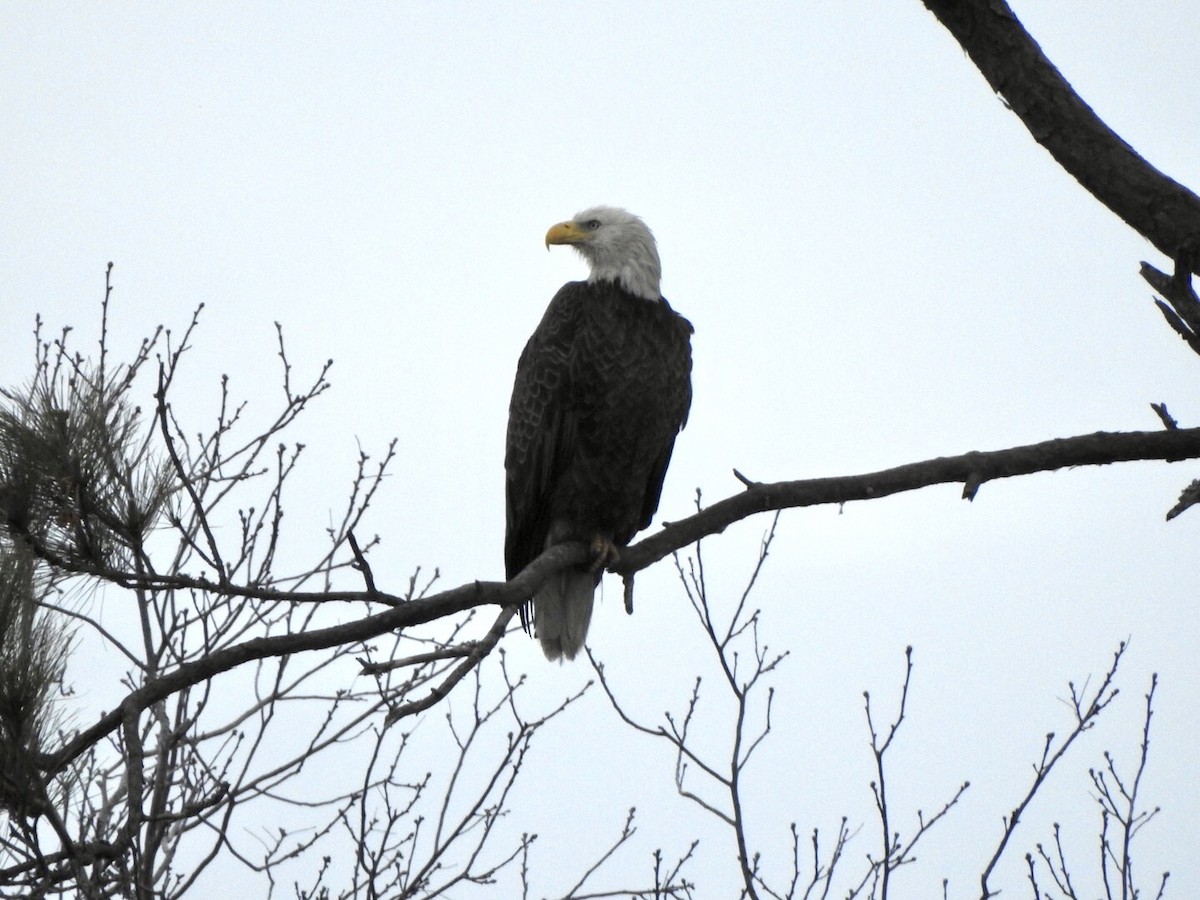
[504,285,583,585]
[631,310,694,539]
[635,435,681,538]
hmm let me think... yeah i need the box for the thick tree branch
[39,425,1200,777]
[617,426,1200,575]
[920,0,1200,273]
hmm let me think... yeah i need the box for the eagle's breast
[504,279,692,581]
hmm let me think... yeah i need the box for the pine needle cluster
[0,316,170,573]
[0,315,167,815]
[0,552,67,816]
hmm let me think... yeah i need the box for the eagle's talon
[589,537,620,573]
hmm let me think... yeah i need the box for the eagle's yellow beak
[545,221,588,249]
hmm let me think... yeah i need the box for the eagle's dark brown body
[504,278,693,658]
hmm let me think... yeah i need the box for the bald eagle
[505,207,693,660]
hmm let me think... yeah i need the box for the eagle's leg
[588,536,620,573]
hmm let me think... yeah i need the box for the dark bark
[618,426,1200,574]
[920,0,1200,274]
[41,425,1200,775]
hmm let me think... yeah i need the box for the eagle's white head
[545,206,662,302]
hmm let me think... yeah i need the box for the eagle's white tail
[534,569,595,661]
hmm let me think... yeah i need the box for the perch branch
[38,427,1200,777]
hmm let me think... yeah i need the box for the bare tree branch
[919,0,1200,273]
[33,422,1200,782]
[980,642,1127,899]
[620,426,1200,575]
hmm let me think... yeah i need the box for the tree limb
[38,425,1200,777]
[920,0,1200,273]
[618,426,1200,575]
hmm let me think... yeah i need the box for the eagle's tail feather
[534,569,595,661]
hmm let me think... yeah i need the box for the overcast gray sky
[2,2,1198,896]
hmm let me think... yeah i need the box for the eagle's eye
[584,219,602,231]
